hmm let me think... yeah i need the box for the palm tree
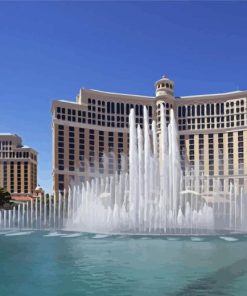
[0,187,12,209]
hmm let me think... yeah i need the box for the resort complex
[1,76,247,233]
[52,76,247,198]
[0,134,38,200]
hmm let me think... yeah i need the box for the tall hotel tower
[0,134,38,197]
[52,76,247,196]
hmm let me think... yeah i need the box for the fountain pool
[1,231,247,296]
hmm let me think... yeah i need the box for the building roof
[177,90,247,100]
[52,87,247,109]
[58,99,78,104]
[11,195,33,201]
[0,133,21,137]
[84,88,154,99]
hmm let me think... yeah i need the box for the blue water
[0,231,247,296]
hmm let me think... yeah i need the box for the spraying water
[0,107,246,235]
[65,106,247,234]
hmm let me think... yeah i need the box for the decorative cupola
[155,75,175,97]
[34,185,44,198]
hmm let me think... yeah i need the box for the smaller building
[0,134,38,199]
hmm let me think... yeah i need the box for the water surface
[0,231,247,296]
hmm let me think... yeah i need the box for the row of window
[156,102,173,128]
[177,100,245,118]
[0,151,36,160]
[56,125,127,174]
[183,175,245,192]
[156,82,173,90]
[1,161,35,194]
[0,140,13,150]
[56,102,153,128]
[178,114,246,130]
[87,99,152,116]
[180,132,245,176]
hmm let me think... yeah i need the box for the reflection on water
[174,258,247,296]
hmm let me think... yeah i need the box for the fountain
[0,106,247,235]
[66,106,247,234]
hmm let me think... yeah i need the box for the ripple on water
[44,232,66,237]
[62,233,82,238]
[0,231,13,235]
[191,237,205,242]
[219,236,239,242]
[166,237,180,241]
[93,234,111,239]
[5,231,33,237]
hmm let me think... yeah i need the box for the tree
[0,187,12,209]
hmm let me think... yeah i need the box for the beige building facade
[0,134,38,197]
[52,76,247,195]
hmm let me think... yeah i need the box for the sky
[0,1,247,193]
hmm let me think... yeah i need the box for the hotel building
[52,76,247,195]
[0,134,38,198]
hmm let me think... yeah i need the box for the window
[206,104,210,115]
[197,105,200,116]
[111,102,115,114]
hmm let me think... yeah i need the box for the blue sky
[0,2,247,193]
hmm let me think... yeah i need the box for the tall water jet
[65,106,235,234]
[1,107,247,235]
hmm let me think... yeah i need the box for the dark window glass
[207,104,210,115]
[111,102,115,113]
[107,102,111,113]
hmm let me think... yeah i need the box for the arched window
[126,104,130,115]
[182,106,186,117]
[221,103,224,114]
[107,102,111,113]
[211,104,214,115]
[197,105,200,116]
[187,106,191,116]
[207,104,210,115]
[111,102,115,113]
[140,105,143,116]
[117,103,120,114]
[192,105,195,116]
[201,105,205,115]
[216,103,220,115]
[135,105,139,116]
[121,103,124,114]
[166,83,169,88]
[106,102,111,113]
